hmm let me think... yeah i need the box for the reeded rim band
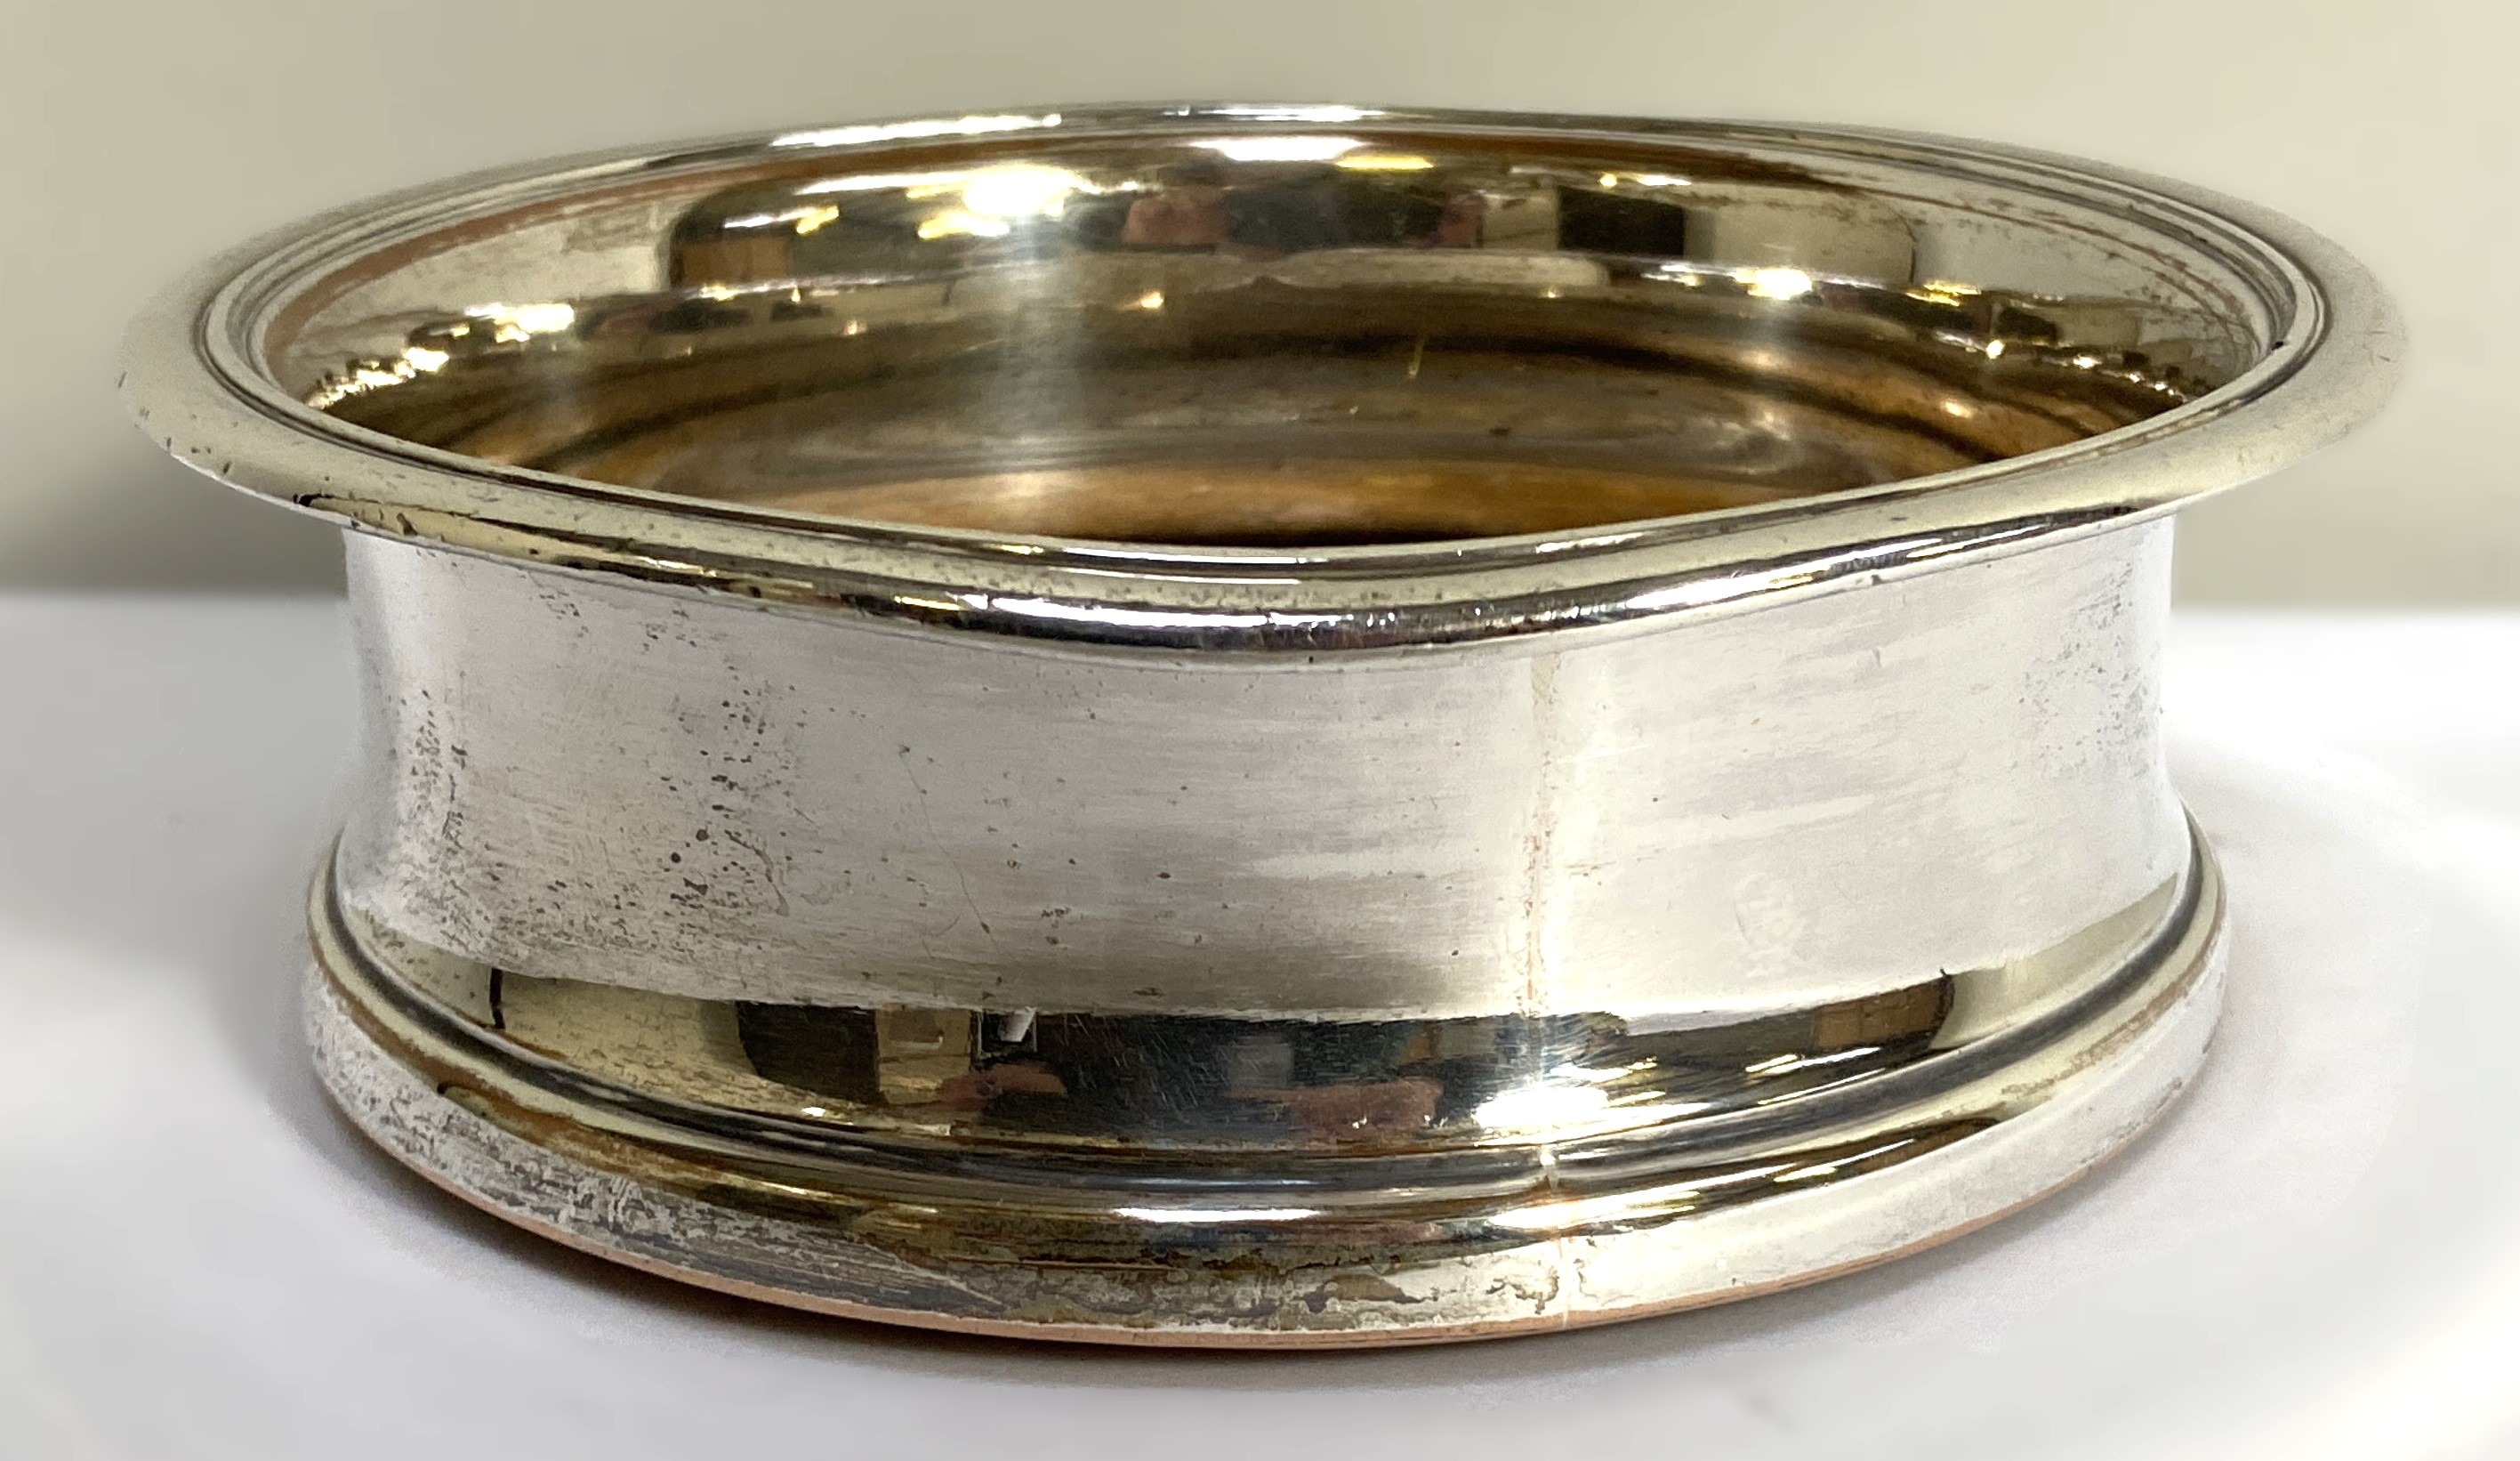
[122,105,2400,652]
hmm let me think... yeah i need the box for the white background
[2,0,2511,598]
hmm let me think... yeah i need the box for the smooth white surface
[1,601,2516,1458]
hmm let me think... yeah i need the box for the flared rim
[121,104,2401,652]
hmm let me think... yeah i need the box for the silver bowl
[122,104,2398,1345]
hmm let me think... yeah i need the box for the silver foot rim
[307,843,2223,1348]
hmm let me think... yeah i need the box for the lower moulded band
[306,842,2224,1347]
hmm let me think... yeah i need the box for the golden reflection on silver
[294,138,2234,551]
[122,106,2396,1345]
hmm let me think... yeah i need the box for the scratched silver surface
[304,919,2224,1344]
[336,521,2179,1021]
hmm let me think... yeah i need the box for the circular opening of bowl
[253,115,2293,551]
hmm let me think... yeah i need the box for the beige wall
[4,0,2507,598]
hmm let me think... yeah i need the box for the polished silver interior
[268,119,2274,547]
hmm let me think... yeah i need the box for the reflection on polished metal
[122,106,2397,1345]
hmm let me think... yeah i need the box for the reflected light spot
[1473,1082,1611,1133]
[463,301,575,334]
[1745,1045,1880,1077]
[967,595,1346,632]
[772,113,1063,149]
[302,342,457,408]
[1534,530,1646,554]
[1335,153,1435,172]
[1902,523,2041,562]
[1196,134,1361,163]
[1135,290,1166,311]
[917,210,1013,240]
[960,164,1091,220]
[1985,339,2007,359]
[461,301,575,343]
[721,205,843,234]
[1207,104,1379,124]
[1114,1207,1324,1224]
[1743,267,1816,301]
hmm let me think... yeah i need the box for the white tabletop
[3,601,2516,1460]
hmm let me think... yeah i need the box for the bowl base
[305,851,2223,1348]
